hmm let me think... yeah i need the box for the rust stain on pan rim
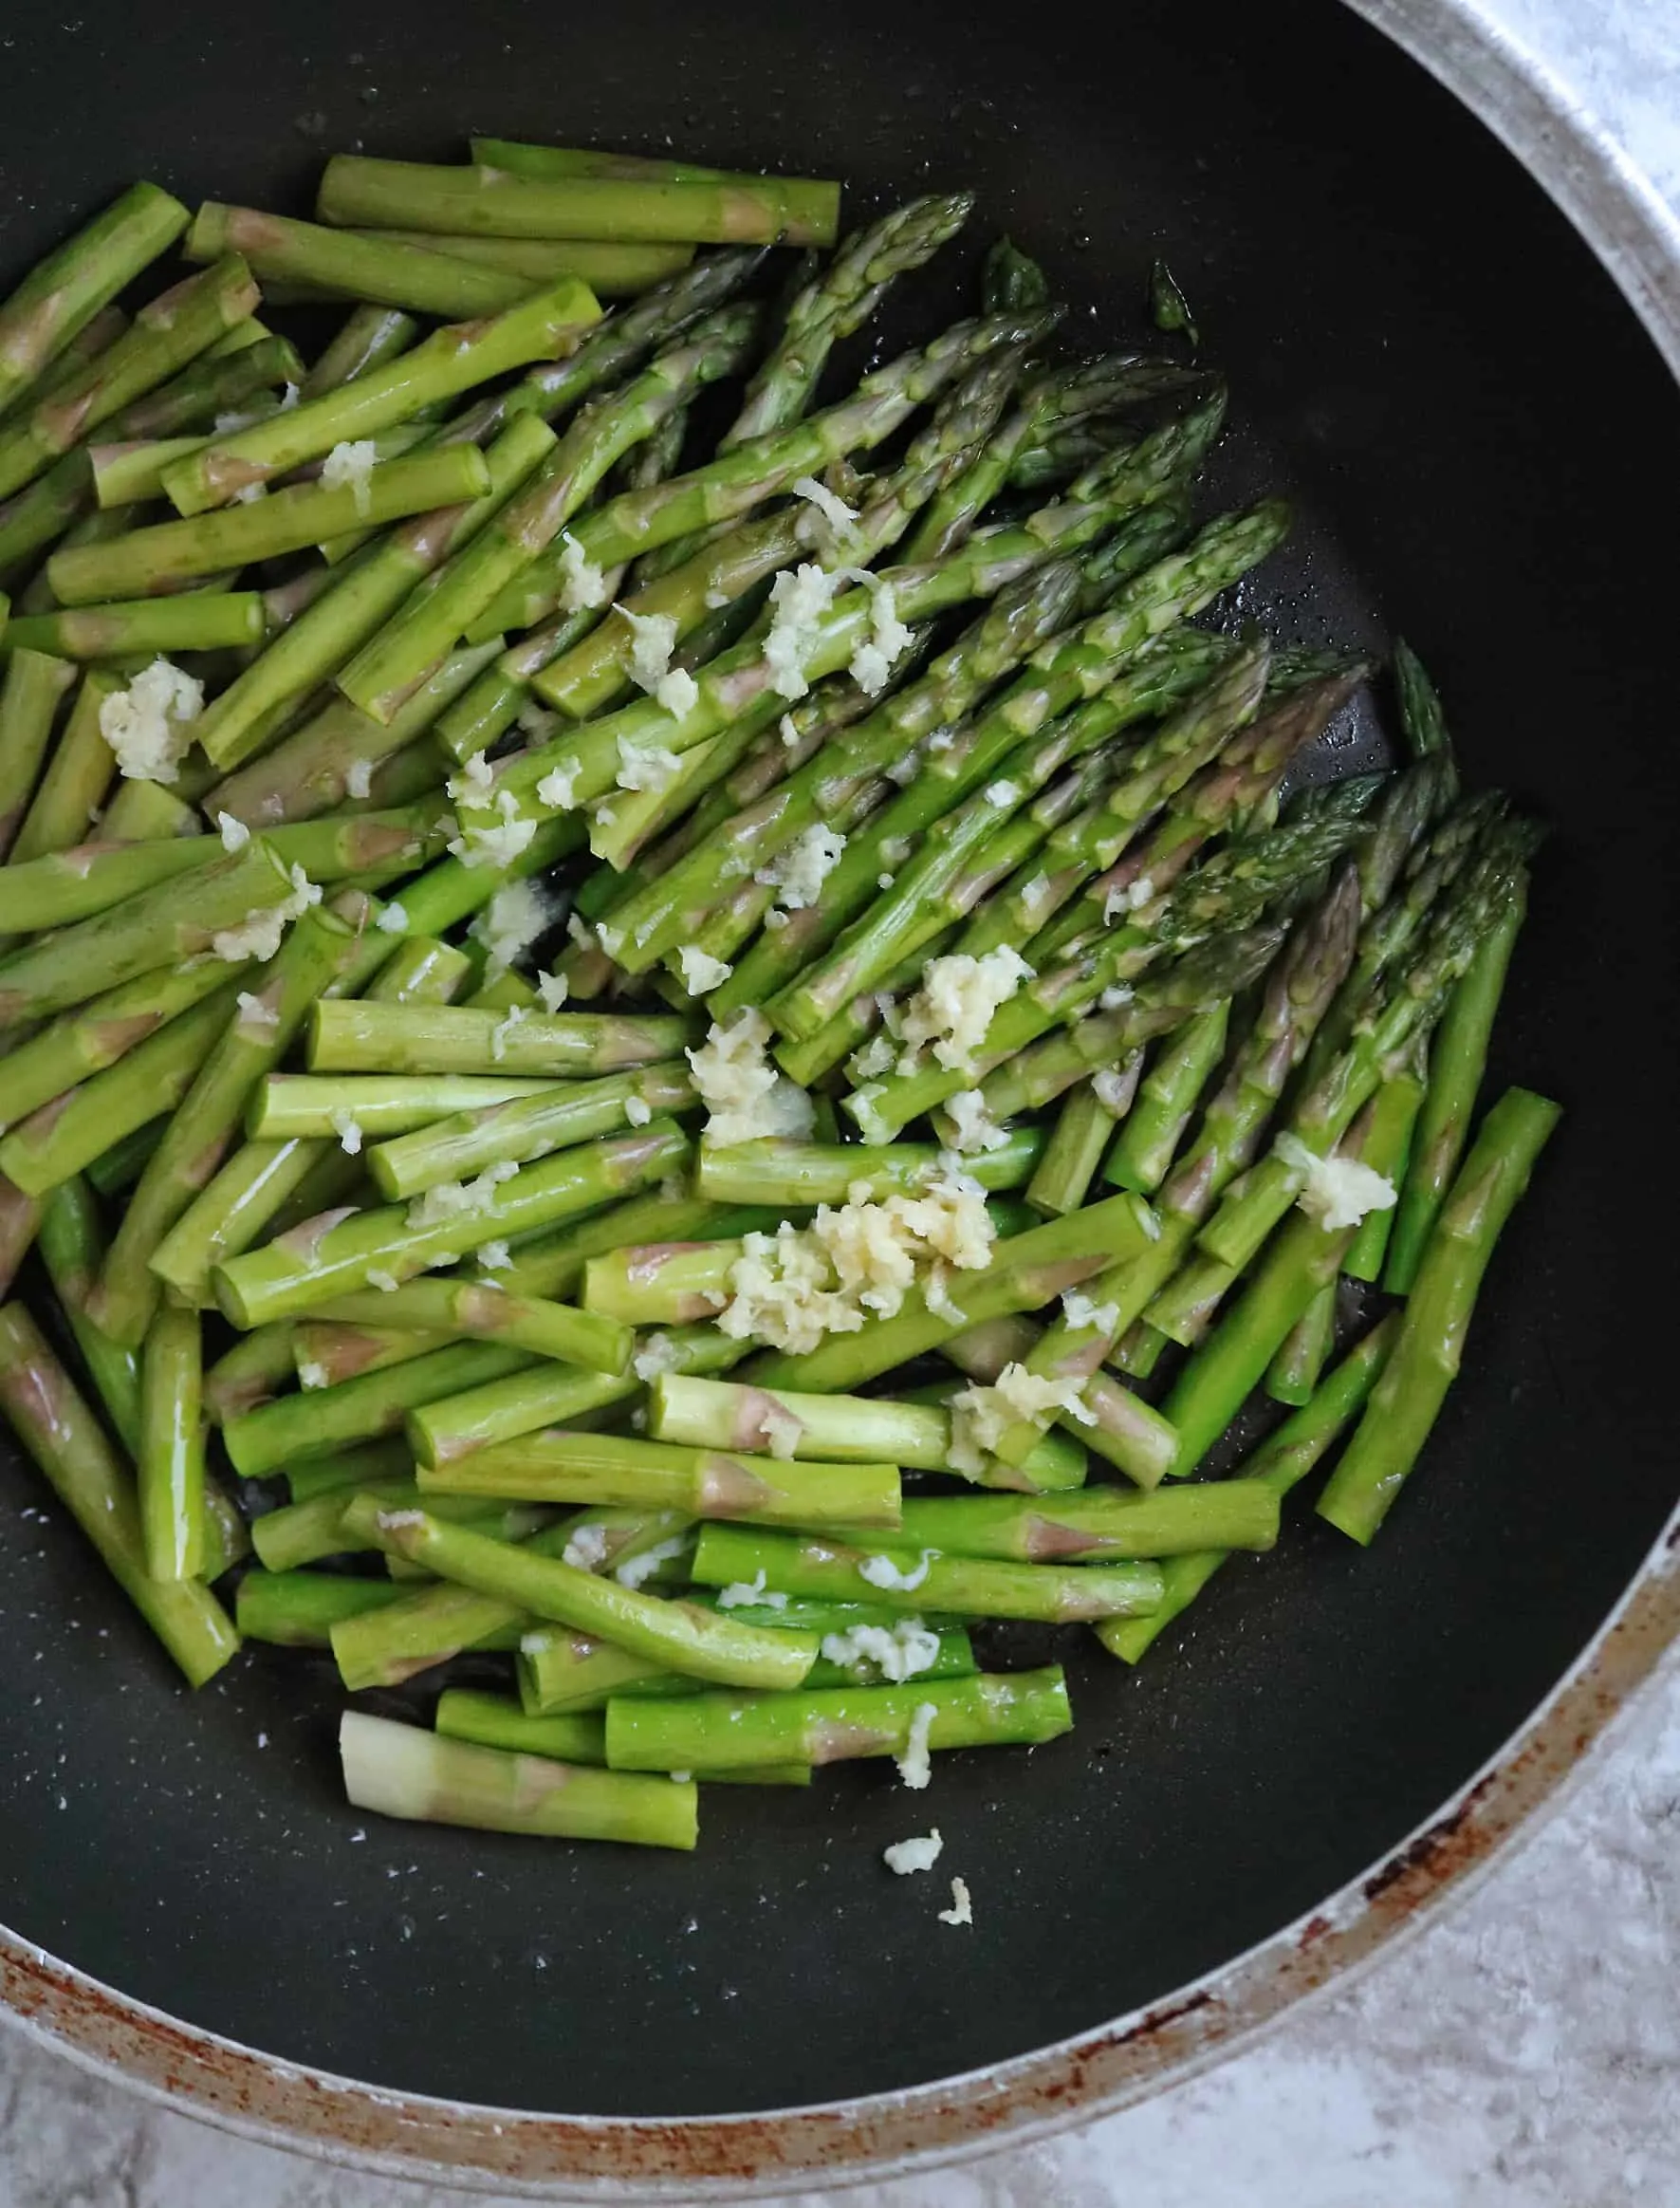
[4,1516,1675,2200]
[7,0,1680,2192]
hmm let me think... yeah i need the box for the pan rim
[4,0,1679,2189]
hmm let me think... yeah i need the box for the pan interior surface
[0,0,1674,2123]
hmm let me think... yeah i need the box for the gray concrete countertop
[3,3,1677,2200]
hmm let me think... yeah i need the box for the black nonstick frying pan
[1,0,1677,2191]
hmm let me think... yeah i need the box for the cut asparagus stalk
[212,1122,690,1328]
[236,1568,414,1646]
[340,1710,698,1850]
[0,1302,237,1685]
[433,1688,810,1786]
[603,1666,1070,1773]
[1098,1310,1399,1662]
[646,1372,1085,1494]
[318,156,840,248]
[1318,1088,1560,1543]
[690,1523,1164,1624]
[416,1428,902,1531]
[343,1495,821,1692]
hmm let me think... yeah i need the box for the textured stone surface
[3,4,1677,2200]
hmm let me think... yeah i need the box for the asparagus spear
[35,1177,139,1446]
[436,391,707,757]
[1265,1281,1338,1406]
[470,139,819,188]
[1025,1074,1135,1216]
[451,248,766,450]
[301,304,420,398]
[212,1122,690,1327]
[694,1129,1043,1208]
[0,649,77,856]
[1187,817,1539,1277]
[318,156,841,248]
[738,194,971,441]
[353,233,694,294]
[344,1494,821,1691]
[294,1321,450,1389]
[88,900,367,1345]
[583,1241,744,1326]
[236,1568,413,1645]
[467,307,1053,651]
[3,668,120,881]
[609,502,1266,985]
[407,1364,637,1472]
[1319,1087,1560,1542]
[0,183,188,418]
[252,1480,546,1573]
[493,1191,780,1302]
[335,305,764,723]
[605,1665,1069,1773]
[144,898,480,1307]
[0,255,258,499]
[433,1688,809,1786]
[221,1339,535,1477]
[101,779,202,841]
[194,416,558,776]
[307,999,689,1079]
[1292,768,1480,1095]
[1383,880,1527,1292]
[0,1177,40,1297]
[1392,637,1459,791]
[137,1306,206,1580]
[417,1428,902,1529]
[1105,1002,1231,1194]
[1160,1076,1423,1475]
[0,980,248,1195]
[330,1514,592,1688]
[48,446,490,603]
[0,804,437,936]
[885,1481,1280,1560]
[203,1320,297,1422]
[0,300,129,429]
[979,864,1364,1468]
[0,1302,237,1684]
[1150,259,1199,346]
[188,202,558,319]
[341,1710,698,1849]
[248,1071,560,1141]
[300,1281,632,1376]
[4,592,267,659]
[1098,1310,1398,1661]
[645,1372,1085,1493]
[160,277,601,516]
[690,1523,1163,1624]
[365,1063,695,1198]
[630,194,975,585]
[1343,1053,1429,1283]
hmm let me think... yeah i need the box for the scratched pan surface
[0,0,1675,2125]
